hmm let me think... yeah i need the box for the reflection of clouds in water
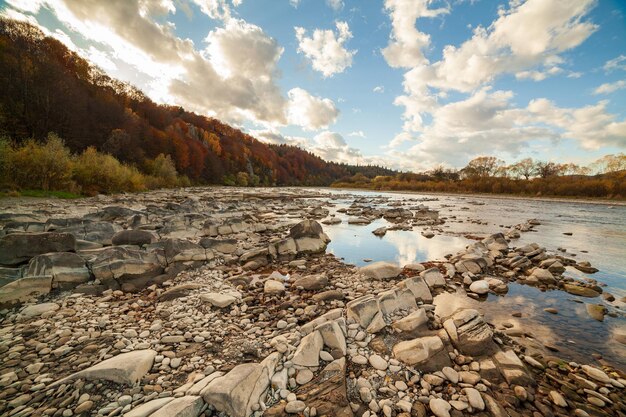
[608,323,626,360]
[384,232,468,266]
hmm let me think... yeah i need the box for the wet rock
[580,365,610,383]
[0,232,76,265]
[469,280,490,295]
[563,283,601,298]
[585,304,607,321]
[492,350,533,386]
[392,335,448,370]
[443,309,497,356]
[360,261,402,280]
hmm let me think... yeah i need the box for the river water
[310,189,626,368]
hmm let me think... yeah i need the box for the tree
[236,171,249,186]
[534,161,563,178]
[591,153,626,174]
[461,156,504,178]
[510,158,535,179]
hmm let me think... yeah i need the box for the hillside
[0,18,393,187]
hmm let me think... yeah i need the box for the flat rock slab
[0,275,52,307]
[0,232,76,266]
[360,261,401,280]
[53,349,156,387]
[123,397,174,417]
[149,396,203,417]
[18,302,59,319]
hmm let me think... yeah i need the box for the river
[310,189,626,368]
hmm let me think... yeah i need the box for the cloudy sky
[2,0,625,170]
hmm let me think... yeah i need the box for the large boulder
[199,238,238,254]
[360,261,401,280]
[0,232,76,266]
[347,295,380,329]
[52,350,156,386]
[289,220,330,255]
[90,247,163,290]
[25,252,90,289]
[0,276,52,307]
[398,276,433,303]
[202,357,276,417]
[290,219,324,239]
[164,239,211,264]
[111,229,156,246]
[293,274,329,291]
[443,309,497,356]
[392,335,450,371]
[292,331,323,367]
[492,350,533,386]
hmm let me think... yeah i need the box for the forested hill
[0,19,394,186]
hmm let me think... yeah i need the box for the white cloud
[387,132,413,148]
[295,21,356,77]
[593,80,626,95]
[249,128,308,147]
[311,131,364,164]
[603,55,626,73]
[515,66,562,81]
[289,0,301,8]
[326,0,343,11]
[373,85,385,93]
[348,130,366,137]
[382,0,450,69]
[287,88,339,130]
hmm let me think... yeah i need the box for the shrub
[144,154,179,188]
[7,133,74,191]
[73,147,146,194]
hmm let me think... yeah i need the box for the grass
[0,189,83,199]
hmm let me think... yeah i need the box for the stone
[90,247,163,290]
[292,331,323,367]
[368,354,388,370]
[293,274,329,290]
[199,238,237,254]
[443,309,497,356]
[111,229,155,246]
[492,350,533,386]
[200,292,238,308]
[530,268,556,284]
[347,295,380,329]
[296,369,314,385]
[392,309,428,332]
[420,267,445,288]
[124,398,175,417]
[360,261,401,280]
[149,396,203,417]
[290,219,324,239]
[316,320,347,355]
[464,388,484,410]
[585,304,607,321]
[0,275,52,307]
[563,283,601,298]
[202,362,271,417]
[18,302,59,319]
[285,401,306,414]
[392,336,447,369]
[442,366,459,383]
[25,252,90,289]
[580,365,610,383]
[469,280,489,295]
[398,276,432,303]
[0,232,76,266]
[164,238,208,263]
[53,349,156,386]
[264,279,285,294]
[549,391,568,408]
[429,398,451,417]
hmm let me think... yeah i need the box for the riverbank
[0,187,624,417]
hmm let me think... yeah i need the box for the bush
[7,133,74,191]
[144,154,179,188]
[73,147,146,194]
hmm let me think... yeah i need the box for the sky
[1,0,625,171]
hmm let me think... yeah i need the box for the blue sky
[1,0,625,170]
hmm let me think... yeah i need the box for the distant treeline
[0,18,393,193]
[332,155,626,199]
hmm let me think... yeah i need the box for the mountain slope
[0,18,394,186]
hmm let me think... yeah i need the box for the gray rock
[0,232,76,266]
[392,336,447,369]
[111,230,155,246]
[124,398,175,417]
[292,331,323,367]
[293,274,329,290]
[360,261,401,280]
[443,309,497,356]
[18,302,59,319]
[421,267,445,288]
[200,292,238,308]
[147,396,203,417]
[0,275,52,307]
[25,252,90,289]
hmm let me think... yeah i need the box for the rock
[25,252,90,289]
[549,391,568,408]
[53,349,156,386]
[469,280,489,295]
[285,401,307,414]
[368,354,388,370]
[292,331,323,367]
[360,261,401,280]
[421,267,445,288]
[124,398,175,417]
[200,292,238,308]
[149,396,203,417]
[290,219,324,239]
[18,302,59,319]
[90,247,163,290]
[264,279,285,294]
[544,308,558,314]
[347,295,380,328]
[563,283,601,298]
[111,229,155,246]
[492,350,533,386]
[316,320,347,355]
[443,309,497,356]
[392,308,428,332]
[392,336,449,370]
[202,362,271,417]
[0,275,52,307]
[0,232,76,266]
[293,274,328,290]
[585,304,607,321]
[580,365,610,383]
[296,369,314,385]
[199,238,237,254]
[164,238,209,263]
[464,388,484,410]
[289,220,330,254]
[421,230,435,238]
[530,268,556,284]
[398,276,432,303]
[442,366,459,383]
[158,283,203,301]
[429,398,451,417]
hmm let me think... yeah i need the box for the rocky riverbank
[0,187,624,417]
